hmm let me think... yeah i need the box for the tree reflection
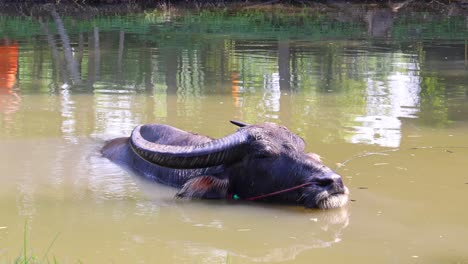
[1,8,468,262]
[0,9,466,144]
[419,74,448,127]
[278,40,291,91]
[40,18,67,85]
[117,30,125,83]
[366,8,395,38]
[0,39,21,127]
[0,39,18,90]
[50,7,81,85]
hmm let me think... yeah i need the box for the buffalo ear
[176,176,229,199]
[230,120,249,127]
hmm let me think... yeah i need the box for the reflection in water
[231,71,243,108]
[94,94,139,137]
[278,40,291,91]
[0,8,467,263]
[0,40,21,127]
[0,11,466,143]
[59,86,77,143]
[263,73,281,119]
[0,12,465,145]
[131,173,350,263]
[366,8,395,38]
[50,7,81,85]
[351,58,421,147]
[167,206,349,263]
[179,49,204,97]
[16,169,37,218]
[0,40,18,90]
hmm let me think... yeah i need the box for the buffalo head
[103,121,349,209]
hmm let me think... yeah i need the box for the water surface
[1,6,468,263]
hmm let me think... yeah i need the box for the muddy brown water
[0,8,468,263]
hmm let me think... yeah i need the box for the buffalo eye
[282,142,297,151]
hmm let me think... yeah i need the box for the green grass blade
[41,232,61,263]
[23,221,27,264]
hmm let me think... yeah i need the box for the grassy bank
[0,0,466,18]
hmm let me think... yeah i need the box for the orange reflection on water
[231,71,241,108]
[0,41,21,125]
[0,41,18,91]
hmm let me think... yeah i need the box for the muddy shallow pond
[1,5,468,263]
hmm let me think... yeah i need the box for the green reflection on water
[0,7,467,142]
[1,6,468,264]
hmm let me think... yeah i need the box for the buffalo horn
[130,125,251,169]
[230,120,250,127]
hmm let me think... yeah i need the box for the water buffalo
[101,121,349,209]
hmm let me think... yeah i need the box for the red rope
[244,182,313,201]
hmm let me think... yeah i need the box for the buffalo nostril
[335,177,344,188]
[315,178,334,187]
[314,173,344,189]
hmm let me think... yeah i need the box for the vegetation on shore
[0,0,466,18]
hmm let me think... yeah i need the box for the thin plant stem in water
[15,221,61,264]
[41,232,61,263]
[23,221,27,264]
